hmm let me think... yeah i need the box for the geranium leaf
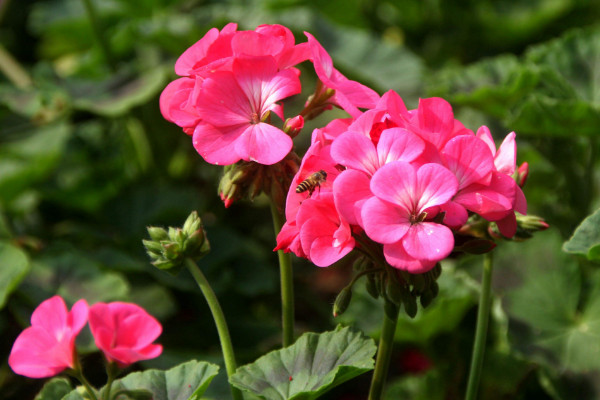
[35,377,72,400]
[0,240,30,309]
[230,325,376,400]
[563,208,600,261]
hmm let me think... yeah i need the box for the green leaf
[70,67,168,117]
[384,369,444,400]
[101,360,219,400]
[0,122,71,202]
[35,377,72,400]
[563,208,600,261]
[230,325,376,400]
[0,240,30,309]
[507,230,600,372]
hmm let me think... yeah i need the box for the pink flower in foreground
[9,296,88,378]
[362,162,458,273]
[89,302,162,366]
[192,56,301,165]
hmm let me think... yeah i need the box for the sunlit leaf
[563,208,600,261]
[0,241,30,309]
[230,325,376,400]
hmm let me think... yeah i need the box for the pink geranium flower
[362,162,458,273]
[192,56,301,165]
[9,296,89,378]
[89,302,162,366]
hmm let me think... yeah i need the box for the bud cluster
[218,152,300,211]
[333,255,442,319]
[143,211,210,275]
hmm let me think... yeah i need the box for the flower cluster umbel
[9,296,162,379]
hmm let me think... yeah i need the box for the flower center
[409,211,427,225]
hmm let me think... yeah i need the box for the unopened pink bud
[516,162,529,188]
[284,115,304,138]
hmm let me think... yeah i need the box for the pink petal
[197,71,253,127]
[331,132,378,175]
[402,222,454,261]
[378,90,409,125]
[159,77,199,128]
[362,197,410,244]
[496,214,517,238]
[30,296,68,336]
[193,123,242,165]
[300,217,353,267]
[454,186,513,220]
[333,170,373,226]
[69,299,90,334]
[383,242,437,273]
[439,200,469,228]
[175,27,221,76]
[475,126,496,155]
[235,123,292,165]
[369,161,417,208]
[415,163,459,211]
[416,97,455,148]
[377,127,425,165]
[441,135,494,188]
[495,131,517,175]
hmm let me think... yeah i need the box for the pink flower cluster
[160,23,379,165]
[276,92,527,273]
[9,296,162,378]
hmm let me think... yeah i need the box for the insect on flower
[296,170,327,197]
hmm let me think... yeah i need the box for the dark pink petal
[300,217,354,267]
[235,123,293,165]
[159,77,199,128]
[383,242,436,273]
[274,220,305,258]
[402,222,454,261]
[30,296,68,337]
[331,132,378,174]
[347,109,386,139]
[439,200,469,228]
[362,196,410,244]
[454,186,513,220]
[496,213,517,238]
[415,97,455,148]
[193,123,243,165]
[377,128,425,165]
[231,31,284,57]
[175,27,221,76]
[378,90,409,125]
[441,135,494,188]
[333,169,373,226]
[69,299,90,335]
[197,71,253,127]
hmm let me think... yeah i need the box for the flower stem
[69,358,98,400]
[0,43,33,88]
[270,201,295,347]
[185,258,243,400]
[465,252,494,400]
[102,362,118,400]
[80,0,116,71]
[368,301,399,400]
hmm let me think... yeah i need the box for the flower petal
[362,196,410,244]
[235,123,293,165]
[402,222,454,261]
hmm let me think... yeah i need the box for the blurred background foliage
[1,0,600,398]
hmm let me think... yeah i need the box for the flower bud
[333,286,353,317]
[284,115,304,138]
[454,238,497,254]
[401,290,418,319]
[386,278,403,306]
[143,211,211,275]
[515,162,529,188]
[365,273,379,299]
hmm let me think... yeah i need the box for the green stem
[102,362,119,400]
[80,0,116,71]
[270,201,295,347]
[69,357,98,400]
[185,258,243,400]
[465,252,494,400]
[368,301,399,400]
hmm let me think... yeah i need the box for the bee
[296,170,327,197]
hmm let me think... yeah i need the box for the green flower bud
[365,274,379,299]
[384,300,399,321]
[401,290,418,318]
[333,286,353,317]
[147,227,168,242]
[386,278,403,306]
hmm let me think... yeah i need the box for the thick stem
[185,258,243,400]
[102,362,119,400]
[270,201,295,347]
[69,357,98,400]
[368,301,399,400]
[80,0,116,71]
[465,252,494,400]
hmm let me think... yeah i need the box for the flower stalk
[465,252,494,400]
[368,300,399,400]
[185,258,243,400]
[270,200,295,347]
